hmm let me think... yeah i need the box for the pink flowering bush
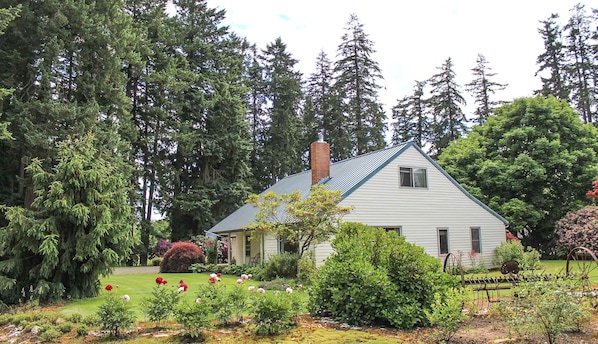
[555,206,598,253]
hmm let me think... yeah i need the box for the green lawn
[60,272,266,320]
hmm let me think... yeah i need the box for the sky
[204,0,587,123]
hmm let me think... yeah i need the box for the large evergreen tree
[0,4,20,142]
[391,80,430,147]
[259,37,304,187]
[427,57,468,157]
[535,13,570,101]
[465,54,507,125]
[0,132,136,305]
[334,14,386,156]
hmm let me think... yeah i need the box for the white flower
[122,294,130,302]
[195,298,202,304]
[248,286,256,292]
[257,287,265,293]
[286,287,293,294]
[236,279,243,284]
[247,274,252,279]
[210,273,217,278]
[178,286,185,293]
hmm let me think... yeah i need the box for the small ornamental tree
[160,242,204,273]
[555,206,598,253]
[245,185,352,259]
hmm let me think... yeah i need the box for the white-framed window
[438,228,449,255]
[471,227,481,253]
[399,167,427,188]
[245,235,251,257]
[384,227,403,236]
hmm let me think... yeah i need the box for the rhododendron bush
[555,206,598,253]
[308,222,459,329]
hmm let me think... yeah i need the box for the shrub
[160,241,204,273]
[191,235,229,264]
[96,294,135,337]
[297,251,317,284]
[174,300,212,340]
[66,313,83,323]
[309,222,458,329]
[220,264,249,276]
[39,328,61,342]
[425,288,469,343]
[197,283,248,325]
[141,278,181,326]
[251,290,302,335]
[555,206,598,253]
[76,324,89,336]
[262,252,299,280]
[492,241,541,270]
[496,279,592,344]
[150,257,162,266]
[189,262,220,274]
[149,238,172,259]
[57,321,73,333]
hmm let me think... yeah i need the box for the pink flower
[105,284,113,291]
[241,274,249,280]
[217,272,222,277]
[236,279,243,284]
[155,277,163,284]
[257,287,265,293]
[248,286,256,292]
[122,294,130,302]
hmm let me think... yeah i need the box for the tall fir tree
[0,4,21,142]
[427,57,468,157]
[259,37,304,187]
[391,80,430,147]
[465,54,507,125]
[535,13,570,101]
[334,14,386,157]
[564,4,596,124]
[303,51,348,162]
[165,0,251,241]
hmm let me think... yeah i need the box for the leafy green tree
[334,14,386,156]
[259,37,304,186]
[438,96,598,252]
[391,80,430,147]
[563,4,596,124]
[165,0,251,241]
[245,185,351,258]
[0,132,137,305]
[427,57,468,157]
[535,13,570,101]
[465,54,507,125]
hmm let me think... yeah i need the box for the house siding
[314,145,505,268]
[264,234,279,260]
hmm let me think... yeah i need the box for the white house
[208,141,508,268]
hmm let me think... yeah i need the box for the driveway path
[113,266,160,275]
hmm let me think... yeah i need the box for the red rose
[179,279,184,284]
[208,277,216,284]
[161,280,168,285]
[105,284,113,291]
[155,277,163,284]
[217,272,222,277]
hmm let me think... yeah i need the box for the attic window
[399,167,427,188]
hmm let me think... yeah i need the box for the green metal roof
[208,142,508,234]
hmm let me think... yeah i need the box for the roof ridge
[330,142,408,167]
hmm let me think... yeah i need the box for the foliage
[309,222,458,329]
[391,80,430,147]
[261,252,299,280]
[251,289,302,335]
[297,250,317,284]
[149,238,172,259]
[150,258,162,266]
[496,279,592,344]
[191,235,228,264]
[555,206,598,253]
[96,294,135,338]
[174,299,212,340]
[438,96,598,253]
[197,283,247,325]
[465,54,507,125]
[246,185,351,258]
[0,133,136,305]
[492,241,541,270]
[141,282,181,325]
[160,241,204,273]
[425,287,469,343]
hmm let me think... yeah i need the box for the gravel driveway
[112,266,160,275]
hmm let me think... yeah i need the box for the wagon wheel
[566,246,598,291]
[443,253,465,286]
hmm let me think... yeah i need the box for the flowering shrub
[555,206,598,254]
[251,290,302,335]
[149,238,172,259]
[141,276,181,325]
[309,222,458,329]
[196,283,248,325]
[96,292,135,337]
[175,299,212,340]
[191,235,228,264]
[160,241,204,273]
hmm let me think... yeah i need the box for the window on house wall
[399,167,427,188]
[471,227,481,253]
[384,227,402,236]
[245,235,251,257]
[438,228,449,254]
[278,237,298,254]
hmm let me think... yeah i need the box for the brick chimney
[311,140,330,185]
